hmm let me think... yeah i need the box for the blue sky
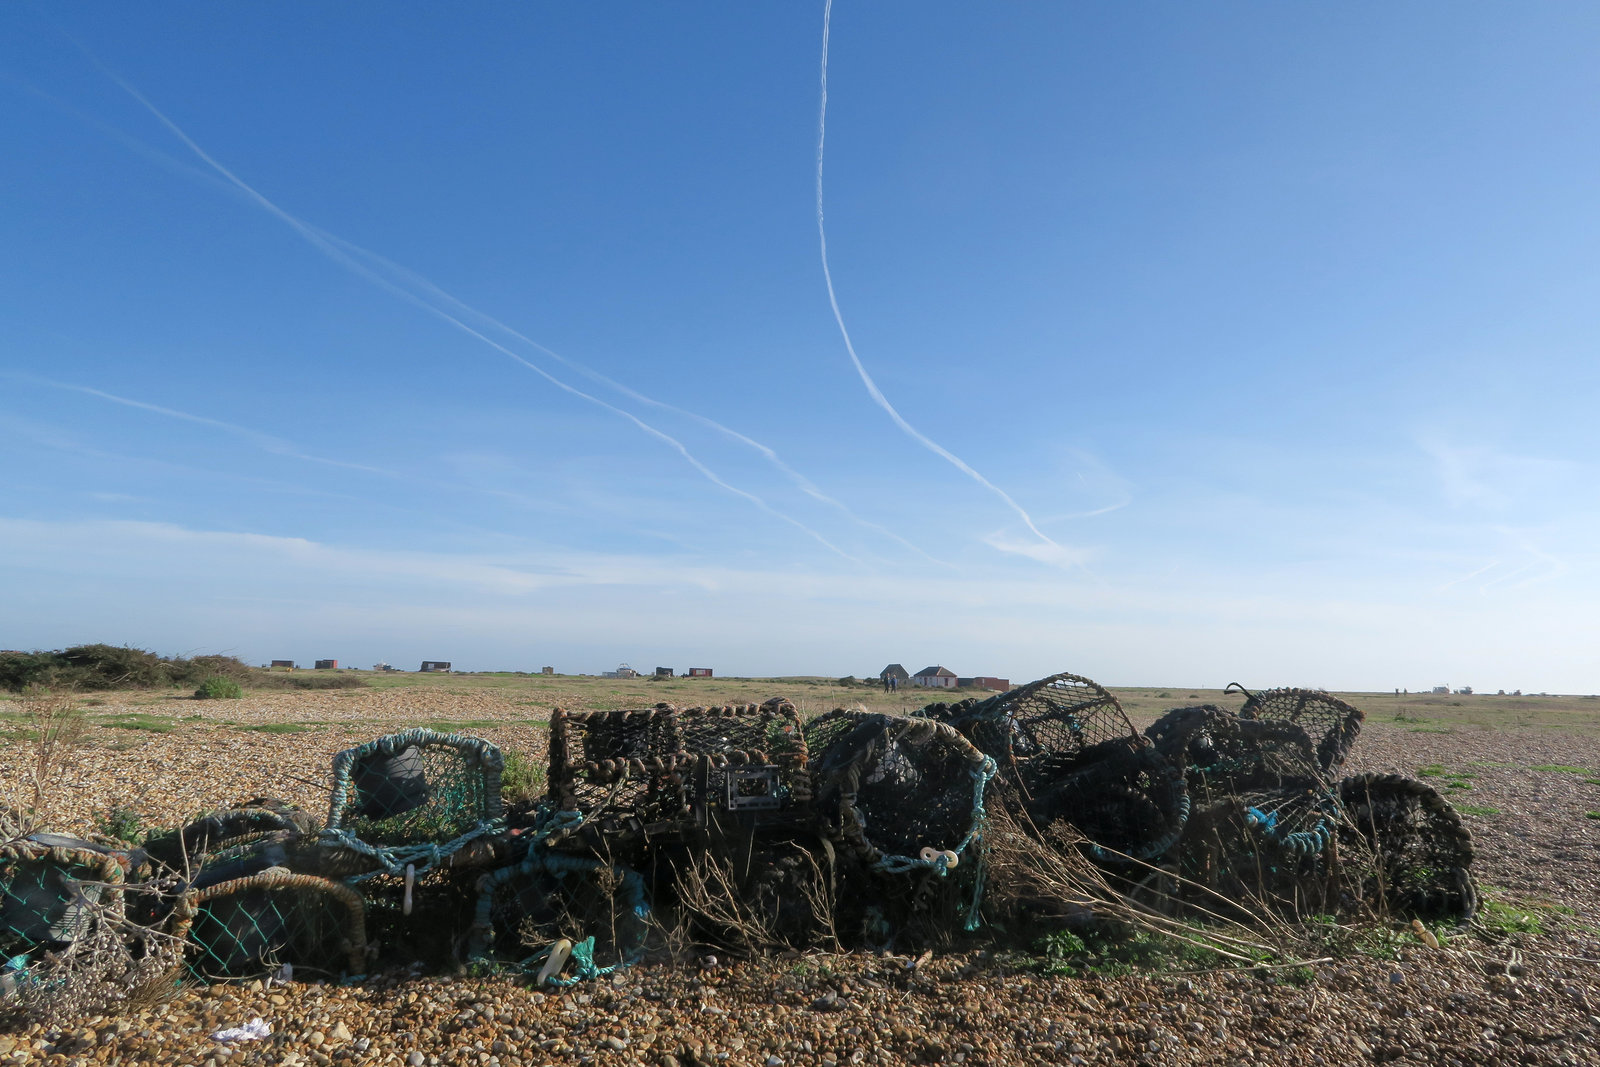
[3,2,1598,690]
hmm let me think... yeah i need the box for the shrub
[96,804,145,844]
[194,677,243,700]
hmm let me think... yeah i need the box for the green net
[322,730,505,878]
[0,841,123,963]
[179,868,366,981]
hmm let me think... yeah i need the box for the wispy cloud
[815,0,1066,560]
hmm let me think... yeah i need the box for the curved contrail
[815,0,1060,550]
[85,60,861,564]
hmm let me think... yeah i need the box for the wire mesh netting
[1146,705,1324,795]
[1022,736,1191,864]
[176,868,366,981]
[1337,772,1477,920]
[144,799,319,874]
[1239,687,1367,776]
[328,730,503,848]
[804,710,991,872]
[474,850,650,981]
[0,840,124,962]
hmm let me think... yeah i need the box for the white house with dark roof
[913,665,958,689]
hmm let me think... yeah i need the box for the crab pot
[327,730,505,849]
[936,672,1141,797]
[177,870,366,981]
[472,851,649,976]
[0,840,125,960]
[1338,773,1477,921]
[1239,688,1367,777]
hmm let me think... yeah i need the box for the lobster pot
[473,852,649,975]
[805,711,991,872]
[1176,785,1343,918]
[0,841,124,960]
[676,700,811,823]
[1145,705,1324,796]
[359,865,482,972]
[547,707,690,842]
[179,870,366,981]
[327,730,504,848]
[1024,737,1190,866]
[1338,773,1477,921]
[1240,689,1366,777]
[143,799,319,874]
[939,673,1140,797]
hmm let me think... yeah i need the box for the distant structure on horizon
[958,676,1009,691]
[913,665,958,689]
[420,660,452,673]
[314,659,338,670]
[686,667,713,678]
[879,664,909,685]
[269,659,295,670]
[654,667,674,678]
[604,663,640,678]
[541,666,554,675]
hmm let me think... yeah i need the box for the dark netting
[804,710,992,873]
[547,706,692,843]
[359,866,482,970]
[176,868,366,981]
[1024,737,1190,864]
[1175,784,1344,917]
[1337,773,1478,921]
[472,850,650,983]
[938,673,1139,798]
[675,700,811,824]
[327,730,503,849]
[0,840,124,962]
[1238,687,1366,776]
[1146,705,1322,795]
[143,798,319,874]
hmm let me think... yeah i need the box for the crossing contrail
[319,232,949,566]
[86,60,861,564]
[815,0,1060,551]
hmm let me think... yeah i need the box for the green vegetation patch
[236,722,310,734]
[1453,803,1500,816]
[1418,764,1447,777]
[194,676,243,700]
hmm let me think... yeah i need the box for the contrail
[82,59,860,563]
[6,373,397,478]
[318,231,948,565]
[815,0,1060,550]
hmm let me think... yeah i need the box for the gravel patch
[2,694,1598,1065]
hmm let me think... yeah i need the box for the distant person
[890,675,897,692]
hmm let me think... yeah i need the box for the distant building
[957,676,1010,692]
[914,665,958,689]
[603,663,640,678]
[1431,686,1449,694]
[314,659,338,670]
[1456,686,1473,695]
[654,667,674,678]
[541,666,554,675]
[687,667,714,678]
[420,661,452,673]
[372,662,396,672]
[879,664,910,685]
[270,660,295,670]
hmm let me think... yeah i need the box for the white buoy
[537,938,574,986]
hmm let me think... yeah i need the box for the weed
[1586,812,1600,821]
[237,723,309,734]
[1453,804,1500,816]
[1477,898,1545,937]
[1584,779,1600,787]
[1418,764,1447,777]
[500,749,545,807]
[194,676,243,700]
[95,804,145,844]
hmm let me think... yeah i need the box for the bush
[194,676,243,700]
[0,645,367,693]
